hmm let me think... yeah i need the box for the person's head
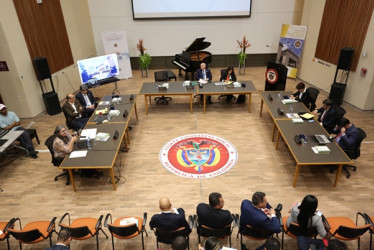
[66,93,75,103]
[322,99,333,109]
[0,104,7,116]
[170,236,188,250]
[297,195,318,229]
[204,236,221,250]
[252,191,267,208]
[209,192,224,209]
[226,66,234,74]
[80,84,89,94]
[296,82,306,91]
[57,228,72,245]
[264,238,281,250]
[339,118,350,128]
[159,197,172,211]
[200,63,207,70]
[327,239,347,250]
[54,125,68,137]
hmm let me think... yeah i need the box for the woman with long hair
[286,195,327,238]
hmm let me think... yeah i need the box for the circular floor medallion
[160,134,238,178]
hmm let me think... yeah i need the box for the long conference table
[139,81,257,114]
[59,94,138,191]
[259,91,352,187]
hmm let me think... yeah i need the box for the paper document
[95,108,108,115]
[300,113,315,119]
[81,128,97,140]
[198,79,208,84]
[120,217,138,226]
[282,99,298,104]
[286,113,300,118]
[292,118,304,123]
[214,82,226,86]
[233,82,241,87]
[69,150,88,158]
[311,146,331,154]
[109,110,120,116]
[98,101,110,105]
[96,132,110,141]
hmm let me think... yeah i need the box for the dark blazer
[149,208,191,233]
[75,90,96,109]
[317,107,338,134]
[45,244,69,250]
[220,70,237,82]
[195,69,212,81]
[239,200,281,233]
[338,124,361,151]
[196,203,233,229]
[62,100,84,125]
[293,89,311,108]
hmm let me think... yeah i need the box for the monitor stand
[112,81,120,95]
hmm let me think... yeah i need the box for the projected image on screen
[132,0,252,19]
[77,54,119,85]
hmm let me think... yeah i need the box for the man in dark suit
[291,82,312,109]
[149,197,191,243]
[62,93,89,131]
[240,191,281,234]
[196,192,233,229]
[195,62,213,104]
[45,228,71,250]
[75,85,97,117]
[336,118,361,152]
[313,99,338,134]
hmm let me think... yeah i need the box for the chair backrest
[347,127,366,159]
[220,69,227,78]
[334,225,370,239]
[154,71,169,82]
[198,224,231,239]
[44,135,63,166]
[242,225,273,240]
[155,227,189,244]
[61,225,92,239]
[333,105,346,125]
[8,229,42,243]
[108,223,139,238]
[287,223,317,238]
[307,87,320,110]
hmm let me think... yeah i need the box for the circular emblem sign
[266,68,278,84]
[160,134,238,179]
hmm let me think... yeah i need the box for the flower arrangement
[136,39,151,70]
[237,36,251,66]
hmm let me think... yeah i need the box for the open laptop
[314,134,331,144]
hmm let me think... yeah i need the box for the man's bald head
[159,197,172,211]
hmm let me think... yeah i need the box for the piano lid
[185,37,211,52]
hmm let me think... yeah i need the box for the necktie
[203,70,206,79]
[320,109,327,122]
[84,94,92,106]
[335,132,343,143]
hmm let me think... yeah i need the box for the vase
[141,67,148,78]
[238,58,246,75]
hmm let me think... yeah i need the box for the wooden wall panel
[13,0,73,74]
[315,0,374,72]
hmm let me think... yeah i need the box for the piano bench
[167,70,177,81]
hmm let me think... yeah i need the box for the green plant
[139,53,151,69]
[238,51,247,66]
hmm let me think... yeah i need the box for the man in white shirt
[75,85,97,117]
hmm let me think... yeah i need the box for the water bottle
[289,104,294,112]
[277,92,281,100]
[87,135,92,150]
[107,113,111,121]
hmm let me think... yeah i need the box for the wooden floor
[1,67,373,250]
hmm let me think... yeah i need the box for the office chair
[0,218,17,250]
[330,127,366,178]
[357,212,374,250]
[307,87,320,111]
[323,216,370,250]
[59,212,108,250]
[237,219,275,249]
[8,217,57,250]
[154,71,172,104]
[104,213,148,250]
[218,69,236,102]
[333,105,346,127]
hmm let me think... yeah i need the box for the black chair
[104,213,148,250]
[0,218,17,250]
[357,212,374,250]
[154,71,172,104]
[330,127,366,178]
[333,104,346,127]
[44,135,70,185]
[280,216,317,250]
[154,215,193,250]
[237,221,274,249]
[307,87,320,111]
[218,69,236,102]
[196,214,237,247]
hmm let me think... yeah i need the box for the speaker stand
[112,81,120,95]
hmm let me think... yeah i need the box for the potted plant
[237,36,251,74]
[136,39,151,77]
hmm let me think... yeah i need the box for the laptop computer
[314,134,331,144]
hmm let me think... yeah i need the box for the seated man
[196,62,213,104]
[290,82,312,108]
[240,191,281,234]
[75,85,97,117]
[62,93,89,131]
[45,228,71,250]
[0,104,38,158]
[335,118,361,153]
[313,99,338,134]
[171,236,188,250]
[149,197,191,243]
[196,192,233,229]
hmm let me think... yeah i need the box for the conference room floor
[1,67,373,250]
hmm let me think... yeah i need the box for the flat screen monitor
[77,54,119,85]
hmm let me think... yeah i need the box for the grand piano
[172,37,212,80]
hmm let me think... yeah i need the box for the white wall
[88,0,302,57]
[298,0,374,110]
